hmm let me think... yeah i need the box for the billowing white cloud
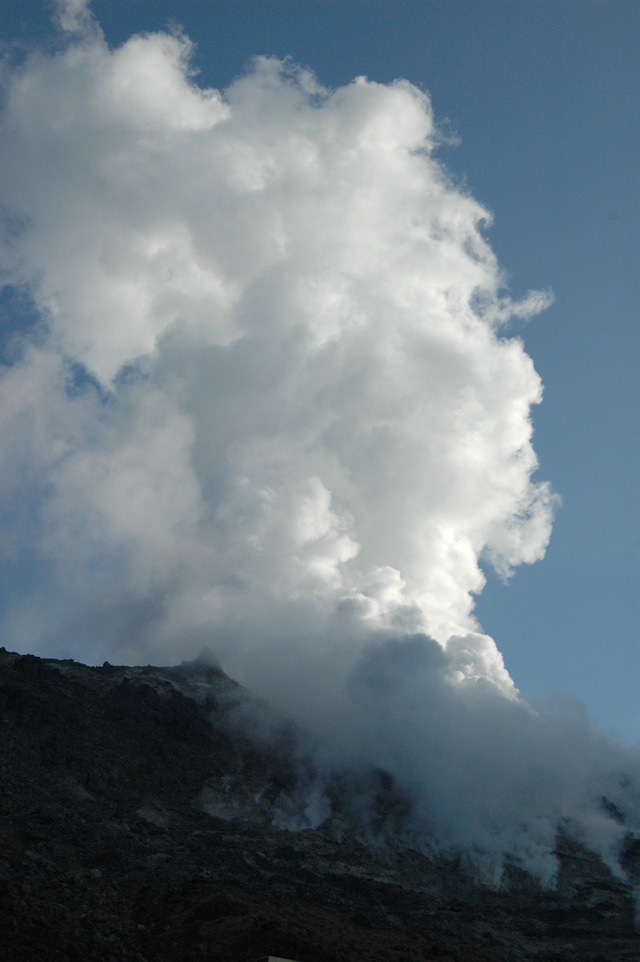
[1,5,637,883]
[0,16,556,668]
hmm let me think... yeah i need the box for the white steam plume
[0,4,638,882]
[0,19,554,670]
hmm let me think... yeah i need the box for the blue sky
[0,1,638,745]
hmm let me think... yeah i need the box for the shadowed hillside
[1,647,639,962]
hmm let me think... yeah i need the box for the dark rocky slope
[1,647,638,962]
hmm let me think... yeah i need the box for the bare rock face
[1,647,639,962]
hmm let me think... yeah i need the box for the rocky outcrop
[1,647,638,961]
